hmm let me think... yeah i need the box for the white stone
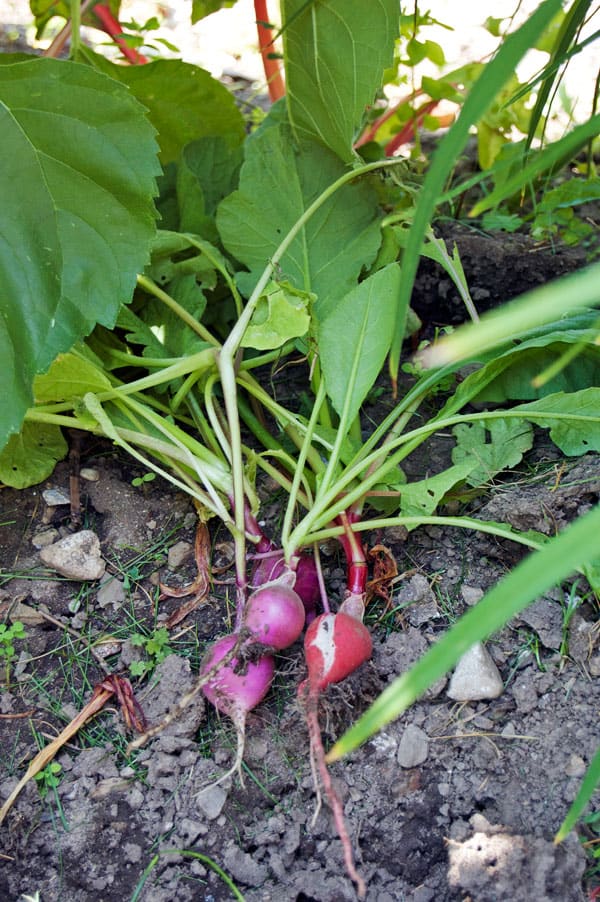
[447,642,503,701]
[39,530,105,581]
[42,488,71,506]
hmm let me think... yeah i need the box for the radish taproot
[200,634,275,786]
[244,583,305,650]
[299,609,373,900]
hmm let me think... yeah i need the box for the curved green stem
[137,274,220,347]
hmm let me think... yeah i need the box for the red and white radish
[299,608,373,900]
[303,611,372,691]
[243,582,305,650]
[201,634,274,786]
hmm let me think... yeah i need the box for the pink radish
[201,634,274,786]
[299,609,372,900]
[244,583,305,650]
[251,550,320,623]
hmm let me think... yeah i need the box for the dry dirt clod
[397,723,430,768]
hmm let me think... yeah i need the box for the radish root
[300,681,367,900]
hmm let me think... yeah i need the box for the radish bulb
[244,583,305,650]
[251,551,320,624]
[304,612,372,691]
[200,634,274,787]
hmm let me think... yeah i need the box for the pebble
[397,723,430,768]
[80,468,100,482]
[31,528,59,549]
[167,540,194,570]
[196,785,228,820]
[39,530,105,580]
[42,488,71,506]
[461,585,484,607]
[447,642,504,701]
[97,576,126,609]
[565,754,587,778]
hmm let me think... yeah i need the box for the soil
[1,9,600,901]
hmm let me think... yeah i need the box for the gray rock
[518,596,563,649]
[80,467,100,481]
[397,723,430,768]
[167,540,194,570]
[31,528,59,549]
[39,530,105,580]
[42,488,70,506]
[196,785,228,820]
[461,585,484,607]
[223,842,269,886]
[97,575,126,609]
[447,642,504,701]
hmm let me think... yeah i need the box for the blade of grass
[388,0,564,384]
[327,501,600,761]
[555,743,600,842]
[421,261,600,367]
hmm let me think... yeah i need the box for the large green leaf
[0,58,159,449]
[0,423,68,489]
[318,265,401,423]
[282,0,398,161]
[217,124,381,314]
[177,137,243,240]
[78,49,245,164]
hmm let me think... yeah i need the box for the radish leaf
[452,419,534,486]
[217,124,381,313]
[319,264,401,424]
[282,0,398,161]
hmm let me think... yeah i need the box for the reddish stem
[93,4,149,64]
[384,99,440,156]
[335,511,368,596]
[254,0,286,102]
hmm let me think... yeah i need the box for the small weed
[0,620,26,687]
[559,581,585,662]
[34,761,63,800]
[130,627,173,678]
[131,471,156,488]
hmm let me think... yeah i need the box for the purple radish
[200,634,274,786]
[244,583,305,650]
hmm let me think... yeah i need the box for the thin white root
[196,721,246,801]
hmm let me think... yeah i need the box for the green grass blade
[470,114,600,217]
[388,0,563,382]
[555,743,600,842]
[327,501,600,761]
[525,0,592,151]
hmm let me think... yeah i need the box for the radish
[303,611,372,691]
[299,608,372,899]
[251,550,320,623]
[200,634,274,786]
[243,582,305,650]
